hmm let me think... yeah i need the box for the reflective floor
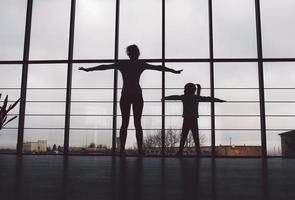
[0,155,295,200]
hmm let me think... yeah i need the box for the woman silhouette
[79,44,182,156]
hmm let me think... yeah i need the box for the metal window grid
[0,0,293,157]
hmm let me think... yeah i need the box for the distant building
[23,140,47,153]
[68,145,111,154]
[279,130,295,158]
[144,145,262,156]
[215,145,262,156]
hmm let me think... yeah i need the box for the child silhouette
[163,83,226,157]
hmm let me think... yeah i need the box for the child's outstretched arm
[162,95,183,101]
[196,96,226,102]
[79,63,118,72]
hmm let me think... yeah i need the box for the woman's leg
[191,118,202,157]
[120,94,131,154]
[133,94,144,154]
[178,118,190,155]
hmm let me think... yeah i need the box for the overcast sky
[1,0,295,155]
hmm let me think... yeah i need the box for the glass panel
[215,131,261,156]
[261,0,295,58]
[213,0,257,58]
[71,64,114,154]
[166,0,209,58]
[23,130,64,154]
[0,0,27,60]
[116,63,162,154]
[72,89,113,101]
[215,63,260,156]
[0,65,22,152]
[166,63,210,88]
[165,63,210,129]
[71,103,113,115]
[24,64,67,152]
[165,63,211,156]
[25,116,65,129]
[165,121,211,156]
[0,65,22,88]
[0,129,17,153]
[29,0,71,59]
[71,116,112,129]
[264,62,295,156]
[117,116,161,130]
[69,130,112,154]
[72,64,114,88]
[119,0,161,59]
[74,0,116,59]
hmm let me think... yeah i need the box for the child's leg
[178,118,190,154]
[191,118,202,156]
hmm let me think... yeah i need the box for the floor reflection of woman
[79,44,182,156]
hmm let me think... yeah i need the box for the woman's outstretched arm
[144,63,183,74]
[79,63,118,72]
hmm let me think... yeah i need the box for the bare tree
[143,128,207,152]
[88,142,96,148]
[184,133,206,148]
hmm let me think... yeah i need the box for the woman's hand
[173,69,183,74]
[78,67,89,72]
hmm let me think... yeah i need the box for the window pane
[0,0,27,60]
[119,0,161,59]
[71,116,112,129]
[166,63,210,88]
[116,63,162,154]
[166,0,209,58]
[0,129,17,153]
[74,0,116,59]
[165,115,211,156]
[0,64,22,89]
[71,64,114,153]
[215,63,261,156]
[215,131,262,156]
[165,63,210,119]
[72,64,114,88]
[213,0,257,58]
[261,0,295,58]
[23,130,64,154]
[264,62,295,156]
[165,63,211,156]
[24,64,67,153]
[69,130,112,154]
[29,0,71,59]
[0,65,22,152]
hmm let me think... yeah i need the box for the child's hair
[126,44,140,59]
[184,83,196,95]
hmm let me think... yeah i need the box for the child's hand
[218,99,226,103]
[173,69,183,74]
[78,67,88,72]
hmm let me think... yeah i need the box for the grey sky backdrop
[1,0,295,155]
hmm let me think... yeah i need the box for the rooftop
[279,130,295,136]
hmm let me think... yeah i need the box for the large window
[0,0,293,157]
